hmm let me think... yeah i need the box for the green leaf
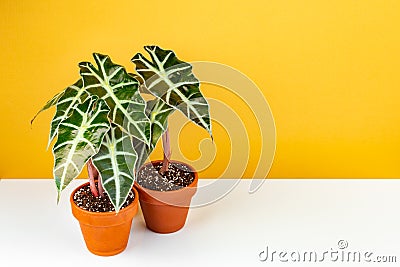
[53,96,110,199]
[31,90,65,125]
[132,98,175,171]
[48,79,88,148]
[147,99,175,147]
[79,53,151,146]
[31,80,89,149]
[132,138,150,173]
[131,46,212,137]
[92,125,137,212]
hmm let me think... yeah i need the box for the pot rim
[134,160,198,206]
[70,181,139,217]
[135,160,198,194]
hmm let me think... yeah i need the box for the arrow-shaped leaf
[53,96,110,199]
[131,46,212,137]
[92,125,137,212]
[79,53,151,146]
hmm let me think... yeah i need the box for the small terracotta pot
[70,182,139,256]
[134,160,198,234]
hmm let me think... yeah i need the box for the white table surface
[1,179,400,267]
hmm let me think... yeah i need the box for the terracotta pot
[70,182,139,256]
[134,160,198,234]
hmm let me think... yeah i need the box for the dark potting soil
[137,162,195,191]
[73,183,135,212]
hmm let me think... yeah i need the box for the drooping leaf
[31,90,65,125]
[131,46,212,137]
[92,125,137,212]
[79,53,151,146]
[53,96,110,199]
[47,79,88,148]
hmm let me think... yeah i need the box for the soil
[137,161,195,191]
[73,183,135,212]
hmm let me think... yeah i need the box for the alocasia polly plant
[32,46,212,212]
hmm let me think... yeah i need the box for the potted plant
[32,46,212,255]
[130,46,212,233]
[31,53,150,256]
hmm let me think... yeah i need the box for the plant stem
[160,127,171,174]
[87,159,99,197]
[97,174,105,197]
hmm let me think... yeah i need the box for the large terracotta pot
[70,182,139,256]
[134,160,198,234]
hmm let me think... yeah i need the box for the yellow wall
[1,0,399,178]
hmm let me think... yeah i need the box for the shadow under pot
[134,160,198,234]
[70,182,139,256]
